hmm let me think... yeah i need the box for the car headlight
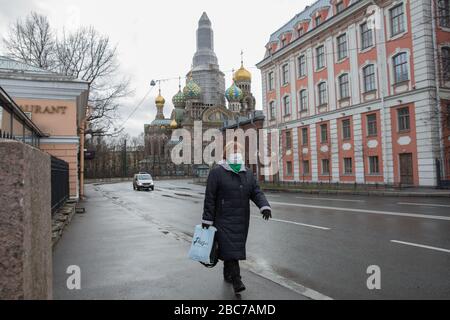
[137,182,142,185]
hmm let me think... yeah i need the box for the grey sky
[0,0,312,137]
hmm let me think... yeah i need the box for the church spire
[192,12,218,67]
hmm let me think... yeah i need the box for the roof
[268,0,332,43]
[222,110,265,130]
[150,119,172,126]
[0,56,88,83]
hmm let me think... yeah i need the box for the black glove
[262,209,272,221]
[202,223,210,229]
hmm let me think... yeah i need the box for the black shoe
[232,277,246,293]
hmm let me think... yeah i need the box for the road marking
[269,201,450,221]
[397,202,450,208]
[296,196,365,203]
[251,215,330,230]
[391,240,450,254]
[242,257,333,300]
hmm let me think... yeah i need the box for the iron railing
[51,156,70,214]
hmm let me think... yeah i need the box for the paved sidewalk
[52,185,307,300]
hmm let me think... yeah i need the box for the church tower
[233,52,256,115]
[154,89,165,120]
[190,12,225,107]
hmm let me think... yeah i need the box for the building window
[302,160,310,175]
[447,104,450,127]
[368,156,380,174]
[285,131,292,150]
[337,34,347,60]
[283,95,291,115]
[361,22,373,50]
[316,45,325,69]
[298,27,304,37]
[320,123,328,143]
[298,55,306,77]
[318,82,327,105]
[282,64,289,85]
[281,38,287,47]
[343,157,353,175]
[397,107,410,131]
[336,1,345,13]
[339,73,350,99]
[301,127,308,145]
[269,101,276,120]
[299,89,308,111]
[321,159,330,175]
[268,72,274,91]
[286,161,293,176]
[367,113,378,136]
[363,64,376,92]
[390,4,405,37]
[442,47,450,81]
[439,0,450,27]
[315,15,321,26]
[393,52,409,83]
[342,119,351,140]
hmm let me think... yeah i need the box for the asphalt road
[70,179,450,299]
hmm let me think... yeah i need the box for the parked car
[133,173,154,191]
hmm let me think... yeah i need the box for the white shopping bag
[188,225,217,264]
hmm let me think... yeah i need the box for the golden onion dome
[233,63,251,82]
[155,90,165,105]
[170,119,178,129]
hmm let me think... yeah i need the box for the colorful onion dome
[233,63,252,82]
[172,87,185,108]
[225,82,243,102]
[170,119,178,129]
[183,79,201,100]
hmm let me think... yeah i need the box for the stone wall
[0,140,52,299]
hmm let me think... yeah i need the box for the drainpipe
[431,0,444,184]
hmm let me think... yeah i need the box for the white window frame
[386,1,408,40]
[315,44,326,71]
[360,62,378,94]
[338,72,350,99]
[297,54,307,78]
[299,88,308,112]
[336,32,348,62]
[282,94,291,116]
[281,63,290,86]
[358,19,375,52]
[268,100,276,120]
[317,81,328,106]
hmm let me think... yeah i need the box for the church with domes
[142,12,257,177]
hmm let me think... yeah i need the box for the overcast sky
[0,0,313,137]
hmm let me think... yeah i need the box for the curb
[261,187,450,198]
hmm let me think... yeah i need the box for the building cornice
[257,0,371,70]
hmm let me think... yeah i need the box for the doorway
[399,153,413,185]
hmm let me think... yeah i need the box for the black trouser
[223,260,240,280]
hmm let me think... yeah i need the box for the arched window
[299,89,308,111]
[363,64,376,92]
[442,47,450,81]
[318,82,327,105]
[338,73,350,99]
[283,95,291,115]
[393,52,409,83]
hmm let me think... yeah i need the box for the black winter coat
[202,163,271,261]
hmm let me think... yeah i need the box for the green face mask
[228,162,242,174]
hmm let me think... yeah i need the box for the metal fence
[51,156,70,214]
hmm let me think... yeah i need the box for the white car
[133,173,154,191]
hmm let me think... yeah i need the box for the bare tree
[3,13,131,136]
[3,12,55,69]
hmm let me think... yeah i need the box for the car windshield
[138,174,152,180]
